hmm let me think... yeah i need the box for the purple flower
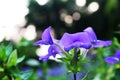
[115,50,120,59]
[104,50,120,64]
[60,27,112,52]
[37,69,43,77]
[60,32,91,52]
[84,27,112,48]
[34,27,62,61]
[39,45,61,61]
[34,26,53,45]
[34,26,112,60]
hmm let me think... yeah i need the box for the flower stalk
[73,48,78,80]
[54,43,72,59]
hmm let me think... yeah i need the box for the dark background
[25,0,120,40]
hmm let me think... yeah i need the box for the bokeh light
[76,0,86,7]
[72,12,81,21]
[64,15,73,26]
[0,0,29,27]
[0,26,22,42]
[5,27,22,42]
[60,9,68,21]
[87,2,99,13]
[23,25,37,41]
[36,0,49,6]
[0,0,29,42]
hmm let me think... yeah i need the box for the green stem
[54,43,72,59]
[73,48,78,80]
[42,61,48,80]
[74,73,76,80]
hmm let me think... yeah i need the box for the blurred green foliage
[0,43,32,80]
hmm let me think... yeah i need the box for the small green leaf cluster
[59,49,86,75]
[0,43,32,80]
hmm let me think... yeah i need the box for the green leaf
[69,48,74,57]
[58,58,69,62]
[114,31,120,34]
[0,46,7,62]
[2,76,9,80]
[7,49,17,67]
[20,70,33,80]
[113,37,120,47]
[15,77,22,80]
[0,67,4,72]
[6,43,13,56]
[25,59,40,67]
[17,55,25,64]
[66,62,74,72]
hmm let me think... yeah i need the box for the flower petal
[48,45,61,57]
[34,26,53,46]
[64,42,91,52]
[84,27,97,41]
[41,26,53,43]
[60,32,91,51]
[34,40,51,45]
[115,50,120,59]
[104,56,119,64]
[93,40,112,48]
